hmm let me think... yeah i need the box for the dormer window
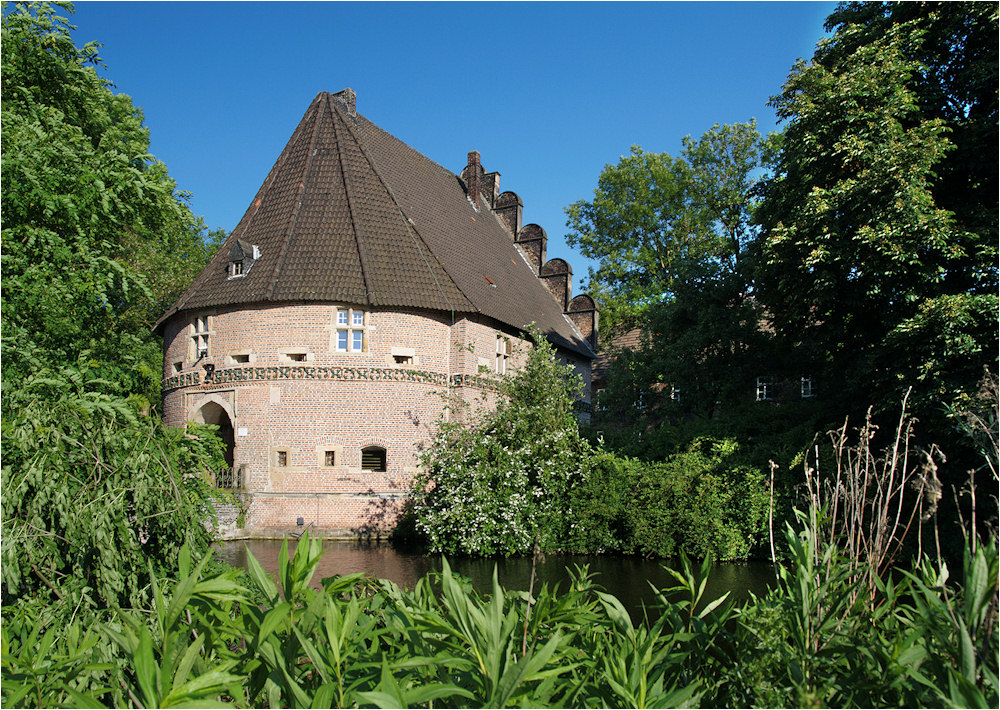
[227,239,259,279]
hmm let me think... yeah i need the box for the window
[669,385,681,403]
[172,361,183,374]
[276,450,288,467]
[227,240,258,278]
[495,336,511,374]
[335,308,367,352]
[801,376,815,398]
[361,446,386,472]
[287,353,306,362]
[232,353,250,364]
[394,354,413,365]
[756,377,772,402]
[191,315,210,359]
[324,450,337,467]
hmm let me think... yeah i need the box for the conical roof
[160,90,593,357]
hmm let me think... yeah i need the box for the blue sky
[67,0,837,281]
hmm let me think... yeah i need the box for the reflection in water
[214,539,775,620]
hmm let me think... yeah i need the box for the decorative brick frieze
[163,371,202,391]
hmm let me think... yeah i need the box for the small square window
[394,354,413,365]
[324,450,337,467]
[352,312,364,327]
[232,353,250,364]
[276,451,288,467]
[337,311,349,326]
[173,361,183,374]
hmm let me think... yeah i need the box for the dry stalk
[803,389,938,605]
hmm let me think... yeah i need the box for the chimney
[464,151,481,207]
[333,88,356,116]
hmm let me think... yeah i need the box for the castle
[156,89,599,536]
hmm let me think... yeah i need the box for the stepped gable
[160,90,593,358]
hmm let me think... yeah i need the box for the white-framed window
[669,385,681,403]
[495,336,511,374]
[228,259,245,278]
[756,376,772,402]
[335,308,367,352]
[191,315,210,359]
[801,376,815,398]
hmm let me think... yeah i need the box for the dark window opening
[361,446,386,472]
[277,451,288,467]
[324,450,337,467]
[233,353,250,364]
[288,353,307,362]
[393,354,413,365]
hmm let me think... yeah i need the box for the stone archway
[193,400,235,472]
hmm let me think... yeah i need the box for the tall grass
[2,519,996,708]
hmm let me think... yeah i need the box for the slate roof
[159,90,593,358]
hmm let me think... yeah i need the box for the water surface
[216,538,775,619]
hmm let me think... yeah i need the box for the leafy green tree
[1,2,225,610]
[565,122,768,333]
[754,7,998,424]
[2,1,222,407]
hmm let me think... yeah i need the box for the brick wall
[162,302,565,536]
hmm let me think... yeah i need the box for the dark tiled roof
[159,90,593,358]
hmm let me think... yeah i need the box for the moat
[215,538,775,619]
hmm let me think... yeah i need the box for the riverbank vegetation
[4,510,997,708]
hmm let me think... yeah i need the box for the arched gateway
[155,89,597,536]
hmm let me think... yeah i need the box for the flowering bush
[410,327,593,555]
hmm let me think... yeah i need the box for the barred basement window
[361,446,386,472]
[335,308,367,352]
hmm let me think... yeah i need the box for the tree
[754,7,998,423]
[1,2,224,610]
[1,1,222,407]
[565,122,769,333]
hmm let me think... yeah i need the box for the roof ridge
[329,95,375,304]
[331,100,472,314]
[267,97,323,300]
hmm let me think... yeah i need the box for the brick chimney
[463,151,481,208]
[333,88,356,116]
